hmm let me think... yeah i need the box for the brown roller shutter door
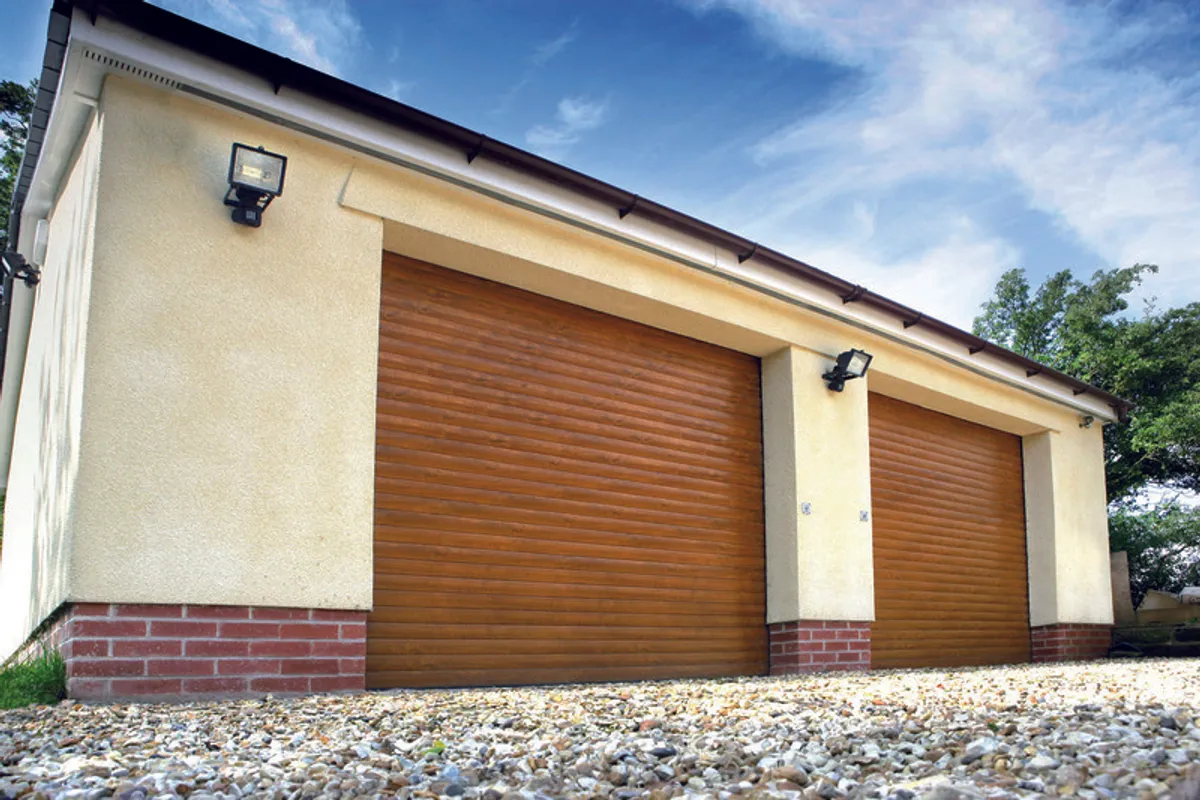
[369,253,767,688]
[869,393,1031,668]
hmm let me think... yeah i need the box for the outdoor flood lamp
[224,143,287,227]
[823,348,873,392]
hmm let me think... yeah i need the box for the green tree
[973,264,1200,501]
[0,79,37,252]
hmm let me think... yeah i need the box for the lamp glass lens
[847,351,871,377]
[232,147,285,195]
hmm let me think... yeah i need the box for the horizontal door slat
[372,589,765,618]
[375,419,762,490]
[374,466,762,527]
[374,345,758,443]
[376,395,762,474]
[374,513,761,557]
[374,572,766,608]
[376,431,759,493]
[375,552,764,594]
[374,538,764,581]
[870,516,1031,547]
[374,529,764,571]
[376,361,758,454]
[381,256,756,374]
[868,430,1023,473]
[378,302,760,408]
[366,634,762,657]
[369,620,766,642]
[374,490,759,541]
[378,328,755,426]
[375,445,763,514]
[366,661,758,690]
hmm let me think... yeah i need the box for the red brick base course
[6,607,72,667]
[1031,623,1112,662]
[768,620,871,675]
[43,604,367,700]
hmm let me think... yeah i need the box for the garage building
[0,0,1120,699]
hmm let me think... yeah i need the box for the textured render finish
[768,621,871,674]
[1023,433,1058,627]
[4,72,1116,653]
[53,604,365,700]
[1030,623,1112,662]
[762,347,874,624]
[1052,426,1115,624]
[1023,427,1115,627]
[0,114,104,660]
[64,77,381,613]
[761,350,800,625]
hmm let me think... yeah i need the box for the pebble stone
[1,658,1198,799]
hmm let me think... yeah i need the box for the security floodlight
[224,143,287,227]
[2,252,40,287]
[822,348,873,392]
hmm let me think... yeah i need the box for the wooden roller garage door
[369,253,767,688]
[869,393,1030,668]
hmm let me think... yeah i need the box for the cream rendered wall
[4,73,1116,642]
[762,347,874,623]
[63,76,381,611]
[0,114,103,660]
[1023,425,1114,626]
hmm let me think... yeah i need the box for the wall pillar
[1023,426,1114,660]
[761,346,875,673]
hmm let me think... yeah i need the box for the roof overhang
[11,0,1130,424]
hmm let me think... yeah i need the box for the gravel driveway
[1,658,1197,799]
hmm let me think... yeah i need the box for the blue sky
[4,0,1199,328]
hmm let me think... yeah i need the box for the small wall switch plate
[860,510,870,522]
[801,502,812,515]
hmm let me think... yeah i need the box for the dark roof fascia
[44,0,1130,420]
[5,3,71,251]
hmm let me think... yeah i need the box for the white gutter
[0,287,34,491]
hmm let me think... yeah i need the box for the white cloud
[382,78,414,101]
[153,0,362,76]
[531,26,579,67]
[683,0,1200,326]
[526,96,610,154]
[803,220,1022,328]
[495,23,581,115]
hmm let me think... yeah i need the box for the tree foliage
[0,79,37,252]
[973,264,1200,501]
[1109,499,1200,607]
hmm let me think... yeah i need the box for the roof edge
[23,0,1131,421]
[5,3,71,250]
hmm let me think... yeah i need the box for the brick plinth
[1031,623,1112,662]
[768,620,871,675]
[6,608,72,667]
[42,604,367,700]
